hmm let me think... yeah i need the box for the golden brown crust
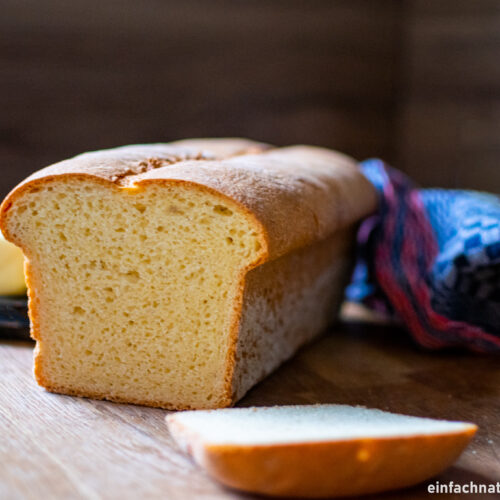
[132,146,376,260]
[2,138,270,188]
[1,139,376,262]
[168,418,477,498]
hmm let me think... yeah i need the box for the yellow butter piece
[0,232,26,295]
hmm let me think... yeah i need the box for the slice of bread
[0,139,376,409]
[167,404,477,498]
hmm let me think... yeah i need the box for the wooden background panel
[397,0,500,191]
[2,1,499,195]
[0,0,401,199]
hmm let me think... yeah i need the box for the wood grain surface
[1,321,498,499]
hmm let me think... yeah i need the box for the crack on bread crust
[111,153,217,185]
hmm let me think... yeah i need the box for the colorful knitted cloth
[346,159,500,352]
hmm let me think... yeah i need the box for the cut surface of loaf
[167,404,477,498]
[0,139,376,409]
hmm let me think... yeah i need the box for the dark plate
[0,295,31,341]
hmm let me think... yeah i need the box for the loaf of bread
[167,404,477,498]
[0,139,376,409]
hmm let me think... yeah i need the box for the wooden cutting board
[1,321,499,499]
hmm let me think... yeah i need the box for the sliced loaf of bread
[0,139,376,409]
[167,404,477,498]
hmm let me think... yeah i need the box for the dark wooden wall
[396,0,500,191]
[1,0,499,198]
[0,0,401,198]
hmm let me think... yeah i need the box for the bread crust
[168,417,477,498]
[230,228,355,402]
[1,139,376,261]
[0,139,376,409]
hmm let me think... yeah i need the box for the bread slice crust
[199,430,476,497]
[167,407,477,498]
